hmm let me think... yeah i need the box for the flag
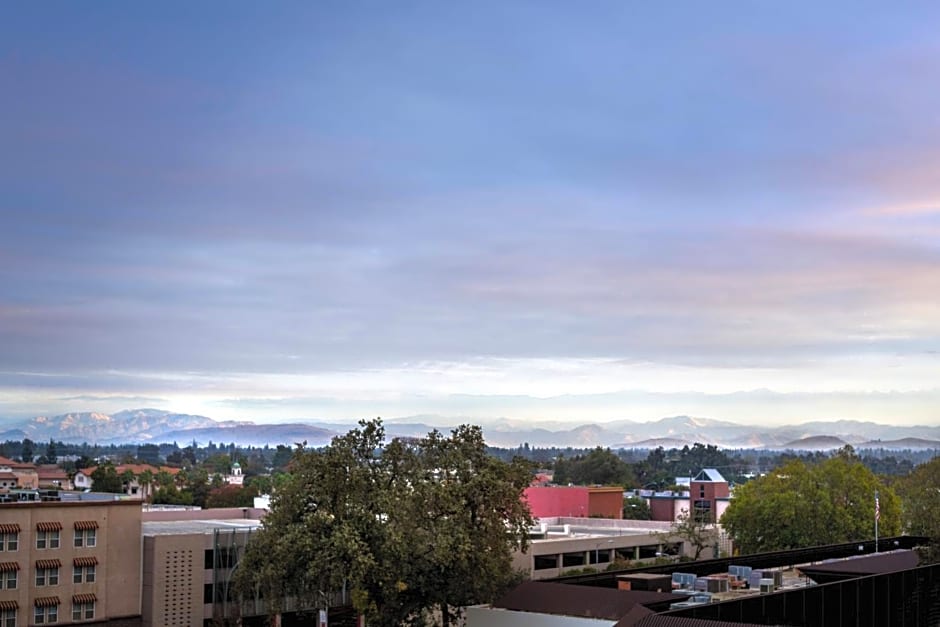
[875,493,880,523]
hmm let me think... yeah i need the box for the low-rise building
[0,495,142,626]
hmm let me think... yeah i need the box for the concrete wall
[587,488,623,519]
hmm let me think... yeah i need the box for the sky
[1,3,939,427]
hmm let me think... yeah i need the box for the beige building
[0,496,142,626]
[142,518,260,627]
[515,517,705,580]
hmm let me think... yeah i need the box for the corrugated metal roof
[633,617,776,627]
[798,549,919,584]
[491,581,685,620]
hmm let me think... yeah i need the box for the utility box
[617,573,673,593]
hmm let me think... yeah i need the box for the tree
[234,419,533,627]
[721,453,901,554]
[896,456,940,561]
[661,508,715,560]
[554,448,635,486]
[623,496,652,520]
[20,438,35,463]
[90,462,124,494]
[206,484,254,508]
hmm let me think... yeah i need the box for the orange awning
[36,559,62,569]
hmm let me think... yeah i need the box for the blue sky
[2,3,939,426]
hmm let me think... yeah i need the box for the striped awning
[36,559,61,569]
[73,520,99,531]
[34,596,60,608]
[0,562,19,572]
[72,593,97,604]
[0,600,17,611]
[73,556,98,567]
[0,523,20,534]
[36,521,63,532]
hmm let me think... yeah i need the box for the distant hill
[159,423,336,447]
[776,435,849,450]
[858,437,940,450]
[4,408,940,450]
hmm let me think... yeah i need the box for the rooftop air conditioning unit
[759,578,775,594]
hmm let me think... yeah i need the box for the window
[1,570,15,590]
[73,565,95,584]
[1,609,15,627]
[36,567,59,586]
[72,602,94,622]
[36,530,60,550]
[0,533,17,552]
[34,605,58,624]
[73,529,96,548]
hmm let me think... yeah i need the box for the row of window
[0,565,96,589]
[0,530,96,551]
[13,601,96,625]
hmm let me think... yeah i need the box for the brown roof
[36,465,68,479]
[633,617,775,627]
[0,472,16,480]
[492,581,685,620]
[798,550,920,584]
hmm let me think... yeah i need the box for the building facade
[0,498,142,626]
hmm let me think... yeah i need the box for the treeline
[489,442,936,487]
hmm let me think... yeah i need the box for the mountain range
[1,409,939,450]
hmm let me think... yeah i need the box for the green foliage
[234,419,534,627]
[554,448,635,486]
[20,438,35,463]
[623,496,652,520]
[662,509,715,560]
[90,462,124,493]
[721,451,901,554]
[206,485,254,509]
[896,455,940,560]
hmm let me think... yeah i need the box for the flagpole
[874,489,879,553]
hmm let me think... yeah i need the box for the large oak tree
[721,448,901,554]
[235,419,533,626]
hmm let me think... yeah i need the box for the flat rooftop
[142,518,263,536]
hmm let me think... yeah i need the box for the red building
[524,486,624,519]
